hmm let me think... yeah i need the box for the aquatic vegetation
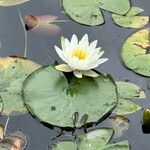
[22,65,117,127]
[112,7,149,28]
[109,115,129,138]
[55,34,108,78]
[0,56,40,115]
[114,81,146,115]
[25,15,63,35]
[0,0,149,149]
[143,109,150,126]
[122,29,150,76]
[0,118,27,150]
[61,0,130,26]
[0,0,30,6]
[52,128,130,150]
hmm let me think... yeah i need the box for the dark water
[0,0,150,149]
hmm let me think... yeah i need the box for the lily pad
[52,141,77,150]
[0,147,7,150]
[109,115,129,138]
[114,81,145,115]
[0,56,40,115]
[61,0,130,26]
[122,29,150,76]
[52,128,130,150]
[0,0,30,6]
[23,66,117,127]
[112,7,149,28]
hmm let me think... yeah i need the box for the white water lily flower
[55,34,108,78]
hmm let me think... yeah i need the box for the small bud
[143,109,150,126]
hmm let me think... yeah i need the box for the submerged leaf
[0,0,30,6]
[109,115,129,138]
[112,7,149,28]
[25,15,61,35]
[23,66,117,127]
[0,130,27,150]
[0,56,40,115]
[114,81,145,115]
[122,29,150,76]
[61,0,130,26]
[52,128,130,150]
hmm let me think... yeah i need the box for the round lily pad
[52,128,130,150]
[122,29,150,76]
[0,0,30,6]
[112,7,149,28]
[23,66,117,127]
[61,0,130,26]
[0,56,40,115]
[114,81,145,115]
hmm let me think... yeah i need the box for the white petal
[65,38,72,52]
[86,58,109,70]
[55,46,67,62]
[82,70,99,77]
[97,51,105,58]
[90,40,98,49]
[61,36,65,50]
[55,64,73,72]
[97,58,109,65]
[79,34,89,47]
[71,34,78,46]
[74,70,83,78]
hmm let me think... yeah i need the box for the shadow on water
[0,0,149,149]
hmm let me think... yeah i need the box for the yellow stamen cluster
[72,49,87,60]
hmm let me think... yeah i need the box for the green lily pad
[0,147,7,150]
[0,0,30,6]
[112,7,149,28]
[114,81,145,115]
[109,115,129,138]
[61,0,130,26]
[52,141,77,150]
[0,56,40,115]
[23,66,117,127]
[52,128,130,150]
[122,29,150,76]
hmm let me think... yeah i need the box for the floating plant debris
[112,7,149,28]
[114,81,146,115]
[25,15,66,35]
[122,28,150,76]
[0,56,40,115]
[61,0,130,26]
[0,0,30,6]
[109,115,129,138]
[22,66,117,127]
[52,128,130,150]
[0,119,27,150]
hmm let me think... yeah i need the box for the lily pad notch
[61,0,131,26]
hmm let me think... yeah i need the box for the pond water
[0,0,150,149]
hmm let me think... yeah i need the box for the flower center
[72,49,87,60]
